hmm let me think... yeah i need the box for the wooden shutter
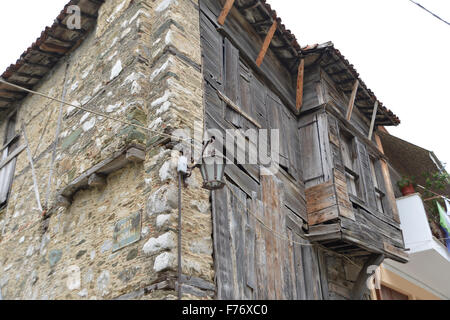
[355,137,377,208]
[299,120,323,184]
[239,62,255,131]
[281,106,300,181]
[266,92,289,170]
[224,38,242,128]
[250,76,269,129]
[200,12,223,90]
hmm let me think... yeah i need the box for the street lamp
[181,137,226,191]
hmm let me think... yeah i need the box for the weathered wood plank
[292,233,307,300]
[286,228,298,299]
[302,245,323,300]
[212,187,235,299]
[306,181,336,215]
[308,204,339,226]
[246,197,258,299]
[228,183,247,299]
[383,242,408,261]
[252,196,268,299]
[261,174,281,299]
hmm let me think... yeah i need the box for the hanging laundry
[437,202,450,252]
[437,202,450,233]
[445,198,450,217]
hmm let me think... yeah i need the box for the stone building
[0,0,407,300]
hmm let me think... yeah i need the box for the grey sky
[0,0,449,169]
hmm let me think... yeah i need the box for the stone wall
[0,0,214,300]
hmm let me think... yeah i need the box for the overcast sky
[0,0,449,168]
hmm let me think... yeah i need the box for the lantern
[199,151,225,190]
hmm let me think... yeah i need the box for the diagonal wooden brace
[217,0,236,26]
[255,19,278,67]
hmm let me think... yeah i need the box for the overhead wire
[408,0,450,26]
[0,78,205,151]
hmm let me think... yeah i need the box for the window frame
[339,128,363,200]
[369,155,387,214]
[0,112,19,208]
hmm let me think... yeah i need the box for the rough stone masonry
[0,0,214,300]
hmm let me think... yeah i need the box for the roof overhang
[0,0,104,115]
[0,0,401,127]
[301,42,400,126]
[379,131,450,196]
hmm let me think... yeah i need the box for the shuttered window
[370,157,385,213]
[340,130,362,199]
[0,113,18,207]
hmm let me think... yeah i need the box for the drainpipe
[177,171,182,300]
[177,154,188,300]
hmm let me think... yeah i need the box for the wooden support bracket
[368,101,379,140]
[217,0,235,26]
[255,19,278,67]
[58,145,145,199]
[345,80,359,121]
[296,59,305,112]
[350,253,384,300]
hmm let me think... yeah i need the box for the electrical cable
[0,78,205,151]
[408,0,450,26]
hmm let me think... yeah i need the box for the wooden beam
[296,59,305,112]
[23,60,51,69]
[14,72,44,80]
[374,133,401,223]
[368,101,379,140]
[345,80,359,121]
[217,0,235,26]
[350,253,384,300]
[255,19,278,67]
[217,90,262,128]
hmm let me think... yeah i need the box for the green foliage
[422,171,449,197]
[397,176,416,189]
[421,171,449,224]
